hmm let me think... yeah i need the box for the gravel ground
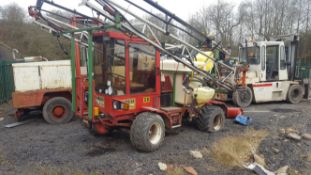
[0,101,310,175]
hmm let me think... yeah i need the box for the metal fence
[296,57,311,80]
[0,60,15,104]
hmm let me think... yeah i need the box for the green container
[0,60,17,104]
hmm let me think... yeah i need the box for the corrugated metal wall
[0,60,15,104]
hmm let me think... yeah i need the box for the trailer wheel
[287,85,304,104]
[42,97,73,124]
[130,112,165,152]
[194,106,225,133]
[233,86,253,108]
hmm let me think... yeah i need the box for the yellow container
[195,51,214,72]
[193,87,215,105]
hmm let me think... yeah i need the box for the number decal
[143,97,151,103]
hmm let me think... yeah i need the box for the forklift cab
[239,41,288,82]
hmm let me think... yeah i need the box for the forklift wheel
[130,112,165,152]
[42,97,73,124]
[287,85,304,104]
[194,106,225,133]
[233,86,253,108]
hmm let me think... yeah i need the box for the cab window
[129,43,156,94]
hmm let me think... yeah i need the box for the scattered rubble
[279,115,287,119]
[158,162,167,171]
[1,102,310,175]
[281,128,311,141]
[301,133,311,140]
[246,162,275,175]
[279,128,286,135]
[158,163,198,175]
[183,166,198,175]
[275,165,289,175]
[272,147,280,154]
[190,150,203,159]
[286,133,301,141]
[285,128,299,134]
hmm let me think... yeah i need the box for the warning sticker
[123,98,136,110]
[96,96,105,107]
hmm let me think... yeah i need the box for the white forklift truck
[234,35,305,107]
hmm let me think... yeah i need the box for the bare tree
[305,0,311,32]
[207,0,242,46]
[0,3,25,22]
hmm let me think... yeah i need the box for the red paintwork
[12,88,71,109]
[253,83,273,87]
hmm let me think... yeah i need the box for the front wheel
[42,97,74,124]
[130,112,165,152]
[287,84,304,104]
[233,86,253,108]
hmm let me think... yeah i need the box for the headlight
[112,100,129,110]
[113,100,121,110]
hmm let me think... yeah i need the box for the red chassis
[73,31,242,135]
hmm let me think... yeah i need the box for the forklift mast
[270,35,299,80]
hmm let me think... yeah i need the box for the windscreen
[93,37,126,96]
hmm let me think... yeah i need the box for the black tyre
[130,112,165,152]
[194,106,225,133]
[287,85,304,104]
[233,86,253,108]
[42,97,74,124]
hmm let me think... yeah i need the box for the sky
[1,0,241,21]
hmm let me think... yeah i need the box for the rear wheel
[194,106,225,133]
[42,97,73,124]
[233,86,253,108]
[287,85,304,104]
[130,112,165,152]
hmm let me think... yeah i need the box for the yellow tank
[193,87,215,105]
[195,51,214,72]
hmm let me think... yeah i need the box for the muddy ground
[0,101,310,175]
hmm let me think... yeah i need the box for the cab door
[278,44,288,80]
[259,44,266,81]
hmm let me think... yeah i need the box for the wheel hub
[148,123,162,145]
[213,115,223,131]
[52,106,65,118]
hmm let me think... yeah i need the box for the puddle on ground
[86,145,116,157]
[271,108,300,113]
